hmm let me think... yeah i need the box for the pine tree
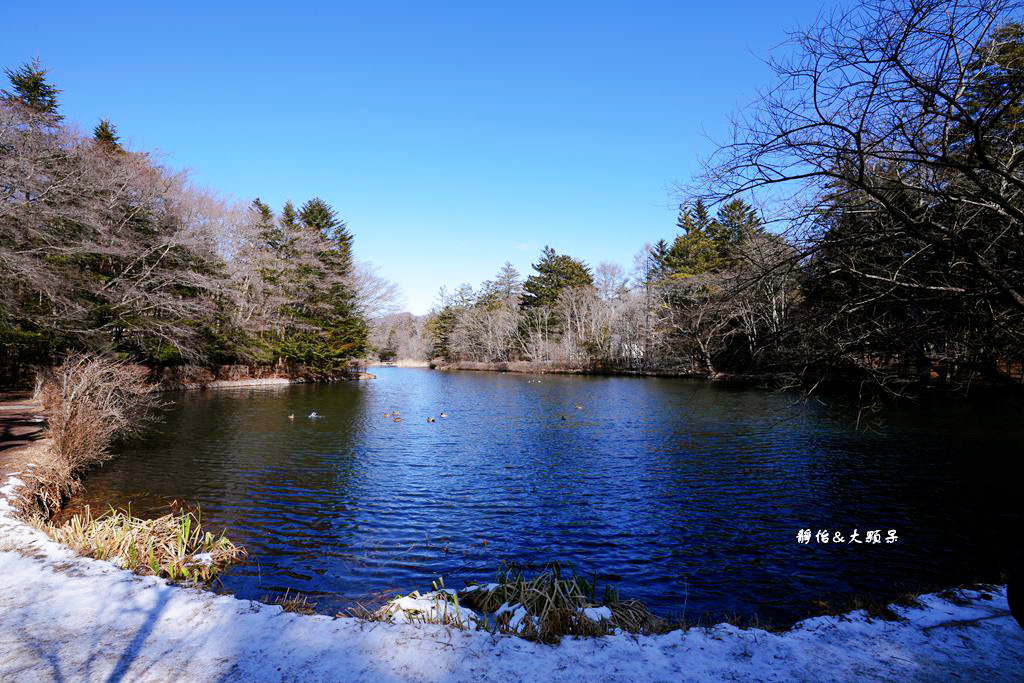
[272,197,367,374]
[300,197,352,274]
[715,198,762,245]
[93,118,122,152]
[2,59,61,121]
[522,246,593,308]
[280,201,300,231]
[650,239,671,278]
[666,200,725,275]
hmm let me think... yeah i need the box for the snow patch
[581,606,613,622]
[380,591,479,629]
[0,475,25,499]
[187,552,214,567]
[0,499,1022,681]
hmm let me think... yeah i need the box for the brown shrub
[19,354,163,518]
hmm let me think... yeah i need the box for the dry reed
[459,564,670,643]
[46,505,246,583]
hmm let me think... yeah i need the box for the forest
[3,0,1024,396]
[377,2,1024,395]
[0,60,404,385]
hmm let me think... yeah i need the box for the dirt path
[0,394,46,477]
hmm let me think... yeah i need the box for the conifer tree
[280,200,300,231]
[2,59,61,121]
[300,197,353,274]
[715,198,761,246]
[522,246,593,308]
[92,118,122,151]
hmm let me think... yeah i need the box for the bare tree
[594,261,629,301]
[697,0,1024,384]
[350,261,406,320]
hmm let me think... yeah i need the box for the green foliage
[662,198,763,277]
[92,118,122,151]
[0,60,370,380]
[2,58,61,120]
[522,246,593,308]
[962,22,1024,147]
[425,297,459,361]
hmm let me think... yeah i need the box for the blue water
[65,368,1024,624]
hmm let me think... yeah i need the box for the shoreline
[2,394,1022,680]
[392,359,1024,396]
[1,495,1021,680]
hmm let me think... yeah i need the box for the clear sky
[3,0,830,314]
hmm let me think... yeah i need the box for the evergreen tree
[2,59,61,121]
[666,201,725,275]
[649,239,672,279]
[250,199,280,249]
[715,198,762,246]
[522,246,593,308]
[271,197,366,375]
[300,197,353,274]
[280,200,300,231]
[92,118,122,152]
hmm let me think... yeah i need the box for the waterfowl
[426,417,436,423]
[440,412,448,418]
[308,411,320,419]
[560,415,567,421]
[288,414,295,420]
[575,403,583,410]
[393,416,401,422]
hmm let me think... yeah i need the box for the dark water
[62,368,1023,624]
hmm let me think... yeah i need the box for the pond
[61,368,1023,625]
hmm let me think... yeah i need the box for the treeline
[377,2,1024,393]
[0,60,392,383]
[377,198,797,378]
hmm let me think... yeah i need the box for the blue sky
[3,1,829,314]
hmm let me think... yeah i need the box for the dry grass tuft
[45,504,246,583]
[267,589,318,615]
[458,564,672,643]
[345,577,478,629]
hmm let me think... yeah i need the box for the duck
[393,416,402,422]
[440,412,448,418]
[308,411,320,419]
[288,414,295,421]
[426,417,436,423]
[560,415,568,421]
[575,403,583,410]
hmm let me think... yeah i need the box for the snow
[494,602,534,632]
[0,476,25,498]
[581,606,612,622]
[2,479,1023,681]
[382,592,479,629]
[188,552,214,567]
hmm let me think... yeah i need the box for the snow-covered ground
[2,475,1023,682]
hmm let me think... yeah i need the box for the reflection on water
[62,368,1024,624]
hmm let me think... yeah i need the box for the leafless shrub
[37,353,161,484]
